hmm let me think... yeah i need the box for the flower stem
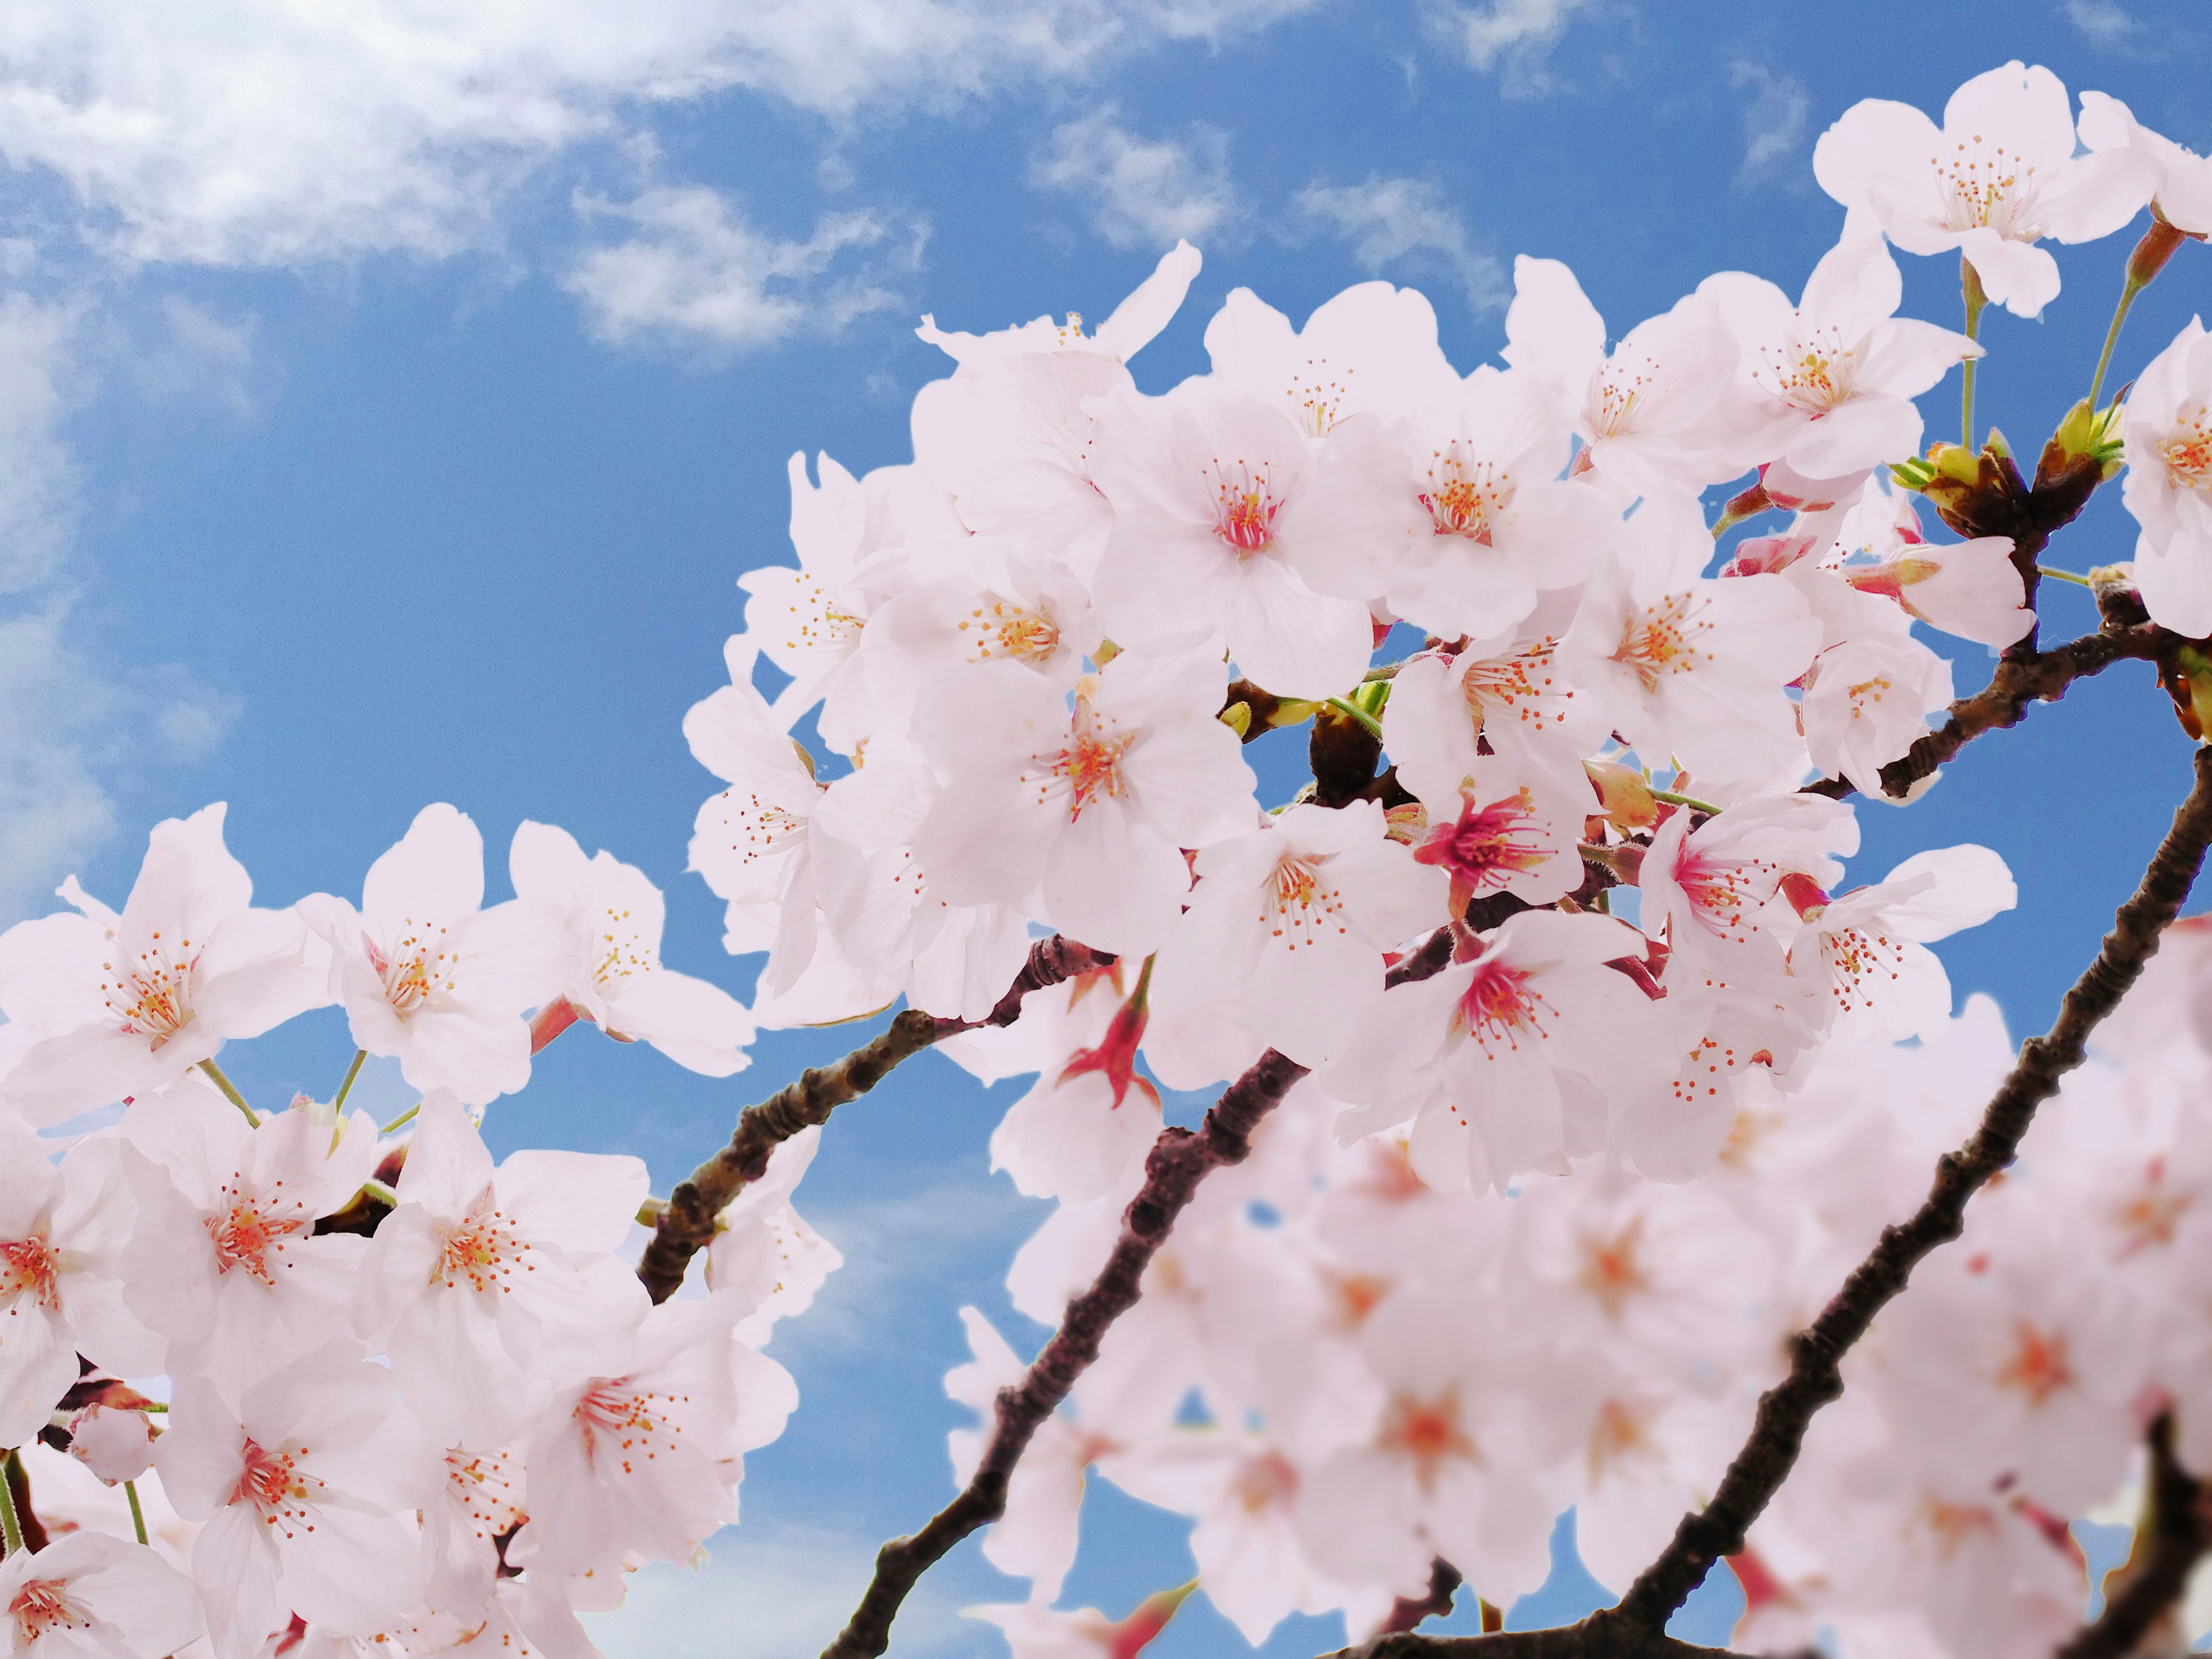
[1360,661,1403,683]
[380,1103,419,1134]
[197,1059,257,1126]
[1960,256,1988,450]
[1325,696,1385,740]
[1650,787,1722,815]
[332,1048,367,1113]
[2037,565,2096,589]
[124,1479,147,1546]
[2089,279,2142,413]
[0,1450,23,1556]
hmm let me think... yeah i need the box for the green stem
[1,1450,23,1556]
[2037,565,2096,589]
[2089,278,2144,412]
[124,1479,147,1547]
[380,1103,419,1134]
[332,1049,367,1113]
[1651,787,1722,816]
[1360,661,1403,683]
[197,1059,257,1127]
[1961,256,1988,450]
[1325,696,1386,740]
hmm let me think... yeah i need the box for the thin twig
[1340,745,2212,1657]
[823,927,1457,1659]
[1805,622,2167,802]
[2059,1413,2207,1659]
[634,935,1114,1304]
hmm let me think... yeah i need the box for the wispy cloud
[1032,105,1239,252]
[566,186,919,353]
[585,1518,971,1659]
[1294,175,1506,311]
[1420,0,1596,99]
[2063,0,2143,47]
[1729,60,1811,191]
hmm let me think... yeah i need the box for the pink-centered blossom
[2122,317,2212,638]
[0,1531,202,1659]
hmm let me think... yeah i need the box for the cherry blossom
[2122,316,2212,637]
[1700,230,1980,479]
[911,647,1257,958]
[0,1531,202,1659]
[1814,62,2154,318]
[507,820,754,1076]
[2077,92,2212,237]
[298,805,570,1108]
[0,804,326,1125]
[354,1090,650,1446]
[155,1342,430,1659]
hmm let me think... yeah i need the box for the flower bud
[1583,761,1658,831]
[67,1402,155,1484]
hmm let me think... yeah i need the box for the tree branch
[821,927,1457,1659]
[635,935,1114,1304]
[1805,622,2168,802]
[1342,745,2212,1658]
[2059,1413,2207,1659]
[1380,1560,1466,1635]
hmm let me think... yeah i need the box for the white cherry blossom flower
[911,648,1257,959]
[1146,801,1445,1085]
[298,805,570,1109]
[0,1121,160,1448]
[1380,626,1604,794]
[1327,909,1664,1192]
[705,1123,844,1348]
[1785,845,2017,1042]
[1086,387,1410,699]
[1638,794,1858,998]
[1203,281,1462,431]
[0,804,326,1126]
[0,1531,202,1659]
[118,1085,376,1393]
[2077,91,2212,236]
[1800,632,1955,798]
[354,1090,649,1446]
[1832,482,2032,649]
[2122,316,2212,637]
[1406,752,1594,915]
[1699,230,1980,479]
[734,452,879,751]
[514,1292,796,1577]
[507,821,753,1077]
[154,1342,430,1659]
[1502,257,1753,499]
[963,1584,1195,1659]
[916,240,1200,373]
[1814,62,2154,317]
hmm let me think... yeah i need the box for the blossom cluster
[1,53,2210,1659]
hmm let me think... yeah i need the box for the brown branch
[1806,623,2169,802]
[634,934,1113,1304]
[1350,744,2212,1658]
[821,928,1457,1659]
[1380,1560,1465,1634]
[1334,1628,1734,1659]
[2059,1413,2207,1659]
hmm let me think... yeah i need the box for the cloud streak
[1032,105,1240,252]
[1295,175,1505,311]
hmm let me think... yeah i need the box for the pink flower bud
[67,1402,154,1484]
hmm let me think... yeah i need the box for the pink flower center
[0,1234,60,1309]
[234,1436,316,1534]
[364,923,456,1019]
[1819,925,1907,1017]
[1421,452,1513,543]
[1210,464,1281,557]
[207,1180,308,1284]
[99,934,198,1048]
[1931,137,2037,236]
[1912,1497,1998,1561]
[1994,1323,2074,1408]
[958,600,1061,664]
[1459,641,1575,733]
[574,1379,682,1477]
[1378,1391,1476,1494]
[438,1203,528,1293]
[446,1448,525,1539]
[9,1579,92,1644]
[1264,855,1348,952]
[1452,959,1549,1051]
[2163,407,2212,494]
[1612,593,1713,693]
[1415,787,1552,899]
[1756,325,1853,413]
[1577,1216,1650,1319]
[1671,847,1780,945]
[1228,1450,1298,1516]
[1588,1396,1660,1483]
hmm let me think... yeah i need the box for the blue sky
[2,0,2207,1653]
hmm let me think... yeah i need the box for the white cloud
[1032,105,1238,252]
[1729,60,1810,191]
[0,298,240,926]
[586,1519,971,1659]
[0,1,1320,271]
[2064,0,2142,46]
[1294,175,1506,311]
[1421,0,1594,97]
[566,187,916,350]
